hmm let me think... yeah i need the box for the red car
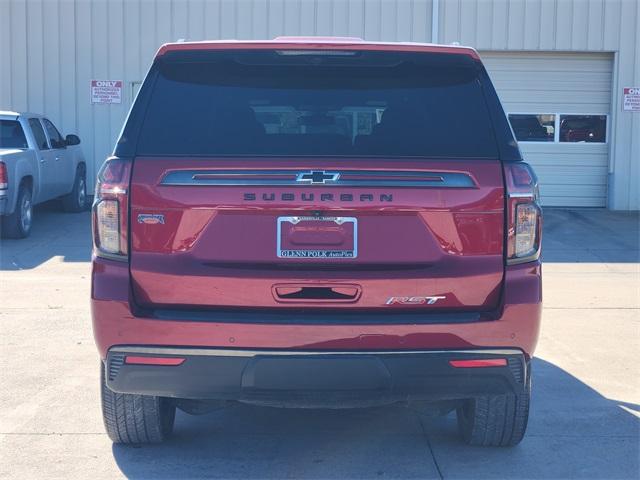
[92,38,542,447]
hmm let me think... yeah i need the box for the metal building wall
[0,0,638,209]
[438,0,639,210]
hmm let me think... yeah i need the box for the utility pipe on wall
[431,0,439,44]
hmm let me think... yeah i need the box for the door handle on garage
[55,156,60,161]
[40,158,46,164]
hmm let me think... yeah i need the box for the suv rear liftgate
[126,49,507,315]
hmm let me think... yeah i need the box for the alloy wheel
[78,177,86,208]
[21,193,32,233]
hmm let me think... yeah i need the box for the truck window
[135,51,498,158]
[28,119,50,150]
[0,120,28,149]
[42,118,66,149]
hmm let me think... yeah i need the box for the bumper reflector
[125,356,185,366]
[449,358,507,368]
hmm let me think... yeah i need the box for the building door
[481,52,613,207]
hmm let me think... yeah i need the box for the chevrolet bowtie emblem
[296,170,341,184]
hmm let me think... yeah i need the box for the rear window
[0,120,28,149]
[135,50,498,158]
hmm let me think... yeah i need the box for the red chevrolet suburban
[92,38,542,447]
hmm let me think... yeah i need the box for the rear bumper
[105,346,528,404]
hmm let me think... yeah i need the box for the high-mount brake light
[92,157,131,260]
[505,162,542,265]
[275,50,358,56]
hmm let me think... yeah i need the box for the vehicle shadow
[542,208,640,263]
[111,358,639,480]
[423,358,640,479]
[0,201,91,270]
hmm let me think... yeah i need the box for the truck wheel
[62,166,87,212]
[1,184,33,239]
[100,363,176,444]
[456,374,531,447]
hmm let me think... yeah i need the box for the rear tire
[100,363,176,444]
[62,165,87,212]
[1,183,33,239]
[456,373,531,447]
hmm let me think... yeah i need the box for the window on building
[508,114,555,142]
[0,120,28,149]
[559,115,607,143]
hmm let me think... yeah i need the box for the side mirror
[66,134,81,146]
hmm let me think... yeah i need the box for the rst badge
[386,295,446,306]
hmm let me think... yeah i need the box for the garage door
[480,52,613,207]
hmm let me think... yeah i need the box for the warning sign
[91,80,122,104]
[623,87,640,112]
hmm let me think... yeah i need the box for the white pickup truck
[0,111,87,238]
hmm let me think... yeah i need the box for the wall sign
[623,87,640,112]
[91,80,122,104]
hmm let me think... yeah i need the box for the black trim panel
[146,307,491,325]
[105,347,527,405]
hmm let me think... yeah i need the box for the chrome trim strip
[110,346,523,358]
[507,192,534,198]
[160,170,476,188]
[99,187,128,195]
[94,250,128,262]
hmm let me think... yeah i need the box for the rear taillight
[92,157,131,260]
[0,162,7,189]
[505,162,542,265]
[95,200,120,254]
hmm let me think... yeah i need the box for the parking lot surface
[0,205,638,479]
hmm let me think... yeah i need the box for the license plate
[277,216,357,259]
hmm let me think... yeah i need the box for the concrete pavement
[0,205,638,479]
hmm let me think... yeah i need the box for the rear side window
[135,51,498,158]
[42,118,66,149]
[0,120,28,149]
[29,119,49,150]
